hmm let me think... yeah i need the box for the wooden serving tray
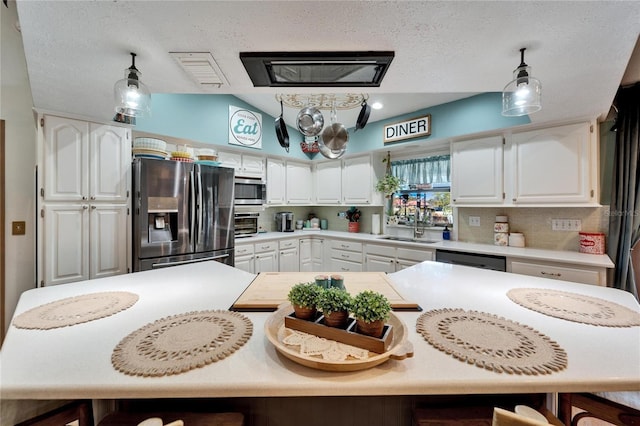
[231,272,420,312]
[265,303,414,372]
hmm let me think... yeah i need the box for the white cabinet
[42,203,128,285]
[364,244,433,272]
[451,122,598,207]
[508,259,606,286]
[234,243,254,273]
[42,116,130,202]
[311,238,324,271]
[451,135,504,205]
[218,151,264,178]
[315,161,342,204]
[509,122,596,204]
[279,239,299,272]
[342,155,374,204]
[329,240,363,272]
[254,241,278,273]
[266,158,286,204]
[38,115,131,286]
[286,161,313,204]
[299,238,313,272]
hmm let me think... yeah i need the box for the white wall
[1,0,37,336]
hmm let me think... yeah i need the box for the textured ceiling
[14,1,640,129]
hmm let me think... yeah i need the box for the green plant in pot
[352,290,392,338]
[317,287,352,328]
[375,174,402,198]
[287,282,322,320]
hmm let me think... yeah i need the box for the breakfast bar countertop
[1,260,638,400]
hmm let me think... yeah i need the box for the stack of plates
[133,138,168,159]
[170,151,194,162]
[195,160,222,166]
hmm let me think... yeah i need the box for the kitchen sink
[377,236,439,244]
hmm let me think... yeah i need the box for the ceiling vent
[170,52,228,89]
[240,51,394,87]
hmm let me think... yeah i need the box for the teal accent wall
[135,92,530,159]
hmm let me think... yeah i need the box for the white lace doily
[282,330,370,361]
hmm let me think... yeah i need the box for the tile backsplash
[457,206,610,251]
[258,206,384,234]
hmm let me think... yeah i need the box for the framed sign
[383,114,431,144]
[229,105,262,149]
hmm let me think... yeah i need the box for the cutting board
[230,272,421,311]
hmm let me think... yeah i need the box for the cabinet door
[299,238,313,272]
[218,151,242,171]
[342,155,373,204]
[286,161,313,204]
[43,116,89,201]
[279,248,299,272]
[509,260,603,286]
[311,239,324,271]
[89,204,128,279]
[241,154,265,178]
[365,254,396,273]
[234,255,254,273]
[89,123,130,202]
[315,161,342,204]
[510,122,594,204]
[255,251,277,273]
[43,204,89,285]
[266,158,286,204]
[451,136,504,205]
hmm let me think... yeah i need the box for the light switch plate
[12,221,26,235]
[469,216,481,227]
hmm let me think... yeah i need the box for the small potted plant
[345,207,361,233]
[375,174,402,198]
[287,282,322,320]
[352,290,392,338]
[317,287,352,328]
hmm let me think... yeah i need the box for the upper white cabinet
[42,116,130,202]
[509,122,596,204]
[266,158,286,204]
[218,150,264,178]
[452,122,598,206]
[451,135,504,205]
[342,154,376,205]
[285,161,313,204]
[314,161,342,204]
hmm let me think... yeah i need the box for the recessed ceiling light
[239,51,394,87]
[371,101,384,110]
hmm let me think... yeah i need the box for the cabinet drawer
[331,240,363,252]
[235,244,254,256]
[332,249,363,263]
[254,241,277,253]
[509,261,601,286]
[330,258,363,273]
[279,239,299,249]
[397,247,434,262]
[365,244,392,257]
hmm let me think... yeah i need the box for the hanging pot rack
[276,93,368,111]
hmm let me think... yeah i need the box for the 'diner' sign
[383,114,431,144]
[229,105,262,149]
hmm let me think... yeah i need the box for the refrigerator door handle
[150,253,230,269]
[189,169,196,249]
[196,168,204,247]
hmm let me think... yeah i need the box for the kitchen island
[2,260,638,402]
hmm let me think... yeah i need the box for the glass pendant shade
[114,53,151,117]
[502,49,542,117]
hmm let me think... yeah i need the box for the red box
[579,232,605,255]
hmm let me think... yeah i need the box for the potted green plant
[345,206,361,232]
[317,287,352,328]
[375,174,402,198]
[287,282,322,320]
[351,290,392,338]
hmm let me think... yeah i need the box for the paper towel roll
[372,214,381,235]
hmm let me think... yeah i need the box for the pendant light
[113,52,151,118]
[502,48,541,117]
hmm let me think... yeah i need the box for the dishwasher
[435,249,506,272]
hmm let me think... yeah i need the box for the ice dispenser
[147,197,179,243]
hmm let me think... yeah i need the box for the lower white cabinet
[508,259,606,286]
[365,244,434,272]
[299,238,312,272]
[279,239,300,272]
[254,241,278,273]
[300,238,325,272]
[234,243,254,273]
[329,240,363,272]
[42,203,128,286]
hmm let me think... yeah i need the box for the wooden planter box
[284,312,393,353]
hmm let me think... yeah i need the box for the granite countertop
[237,231,615,269]
[1,260,637,400]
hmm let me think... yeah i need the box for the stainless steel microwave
[234,177,266,205]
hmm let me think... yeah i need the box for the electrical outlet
[12,221,26,235]
[469,216,481,227]
[337,212,346,218]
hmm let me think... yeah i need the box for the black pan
[354,100,371,132]
[275,99,289,152]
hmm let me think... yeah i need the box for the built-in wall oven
[234,177,266,206]
[234,212,259,238]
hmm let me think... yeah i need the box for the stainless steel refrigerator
[132,158,235,271]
